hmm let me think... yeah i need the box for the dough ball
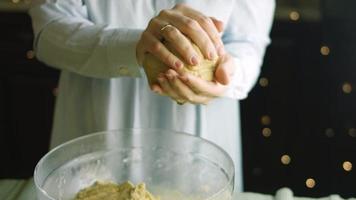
[143,39,218,85]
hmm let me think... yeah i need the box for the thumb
[214,54,235,85]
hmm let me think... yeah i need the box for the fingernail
[191,55,199,65]
[175,61,182,69]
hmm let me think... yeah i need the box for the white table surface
[1,179,355,200]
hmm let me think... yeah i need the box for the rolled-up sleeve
[222,0,275,99]
[29,0,143,78]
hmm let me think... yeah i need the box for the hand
[153,53,236,105]
[136,3,225,72]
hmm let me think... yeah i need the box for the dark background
[0,0,355,198]
[241,0,356,198]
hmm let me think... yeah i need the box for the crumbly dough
[74,181,159,200]
[143,39,219,86]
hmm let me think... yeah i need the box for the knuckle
[148,18,158,27]
[158,9,170,17]
[185,19,199,30]
[150,42,162,53]
[173,3,185,10]
[164,27,178,39]
[198,16,212,27]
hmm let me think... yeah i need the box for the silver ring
[160,24,174,32]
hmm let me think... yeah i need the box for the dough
[143,39,219,86]
[74,181,159,200]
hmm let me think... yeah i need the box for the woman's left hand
[153,53,236,105]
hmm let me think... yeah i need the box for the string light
[306,178,316,188]
[289,11,300,21]
[320,46,330,56]
[252,168,262,176]
[261,115,271,126]
[348,128,356,137]
[259,77,269,87]
[281,154,291,165]
[325,128,335,138]
[343,161,352,172]
[262,128,272,137]
[52,87,59,97]
[342,82,352,94]
[26,50,35,60]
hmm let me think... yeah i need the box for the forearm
[221,0,275,100]
[30,1,143,79]
[223,40,269,99]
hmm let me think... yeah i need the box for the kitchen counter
[1,179,355,200]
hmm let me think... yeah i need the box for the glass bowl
[34,129,234,200]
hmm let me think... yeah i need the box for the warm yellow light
[343,161,353,172]
[342,82,352,94]
[52,87,59,97]
[262,128,272,137]
[259,77,269,87]
[12,0,20,3]
[320,46,330,56]
[289,11,300,21]
[261,115,271,125]
[281,155,291,165]
[26,50,35,59]
[325,128,335,138]
[306,178,316,188]
[348,128,356,137]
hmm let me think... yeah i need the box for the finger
[141,31,183,70]
[179,73,226,97]
[150,84,164,94]
[210,17,224,33]
[159,10,217,60]
[159,24,200,66]
[184,11,225,56]
[167,70,212,104]
[146,18,168,40]
[172,4,224,56]
[157,73,182,100]
[214,54,235,85]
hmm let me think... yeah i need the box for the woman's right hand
[136,3,225,72]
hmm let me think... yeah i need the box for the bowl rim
[34,128,235,200]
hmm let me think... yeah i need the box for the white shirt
[29,0,275,191]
